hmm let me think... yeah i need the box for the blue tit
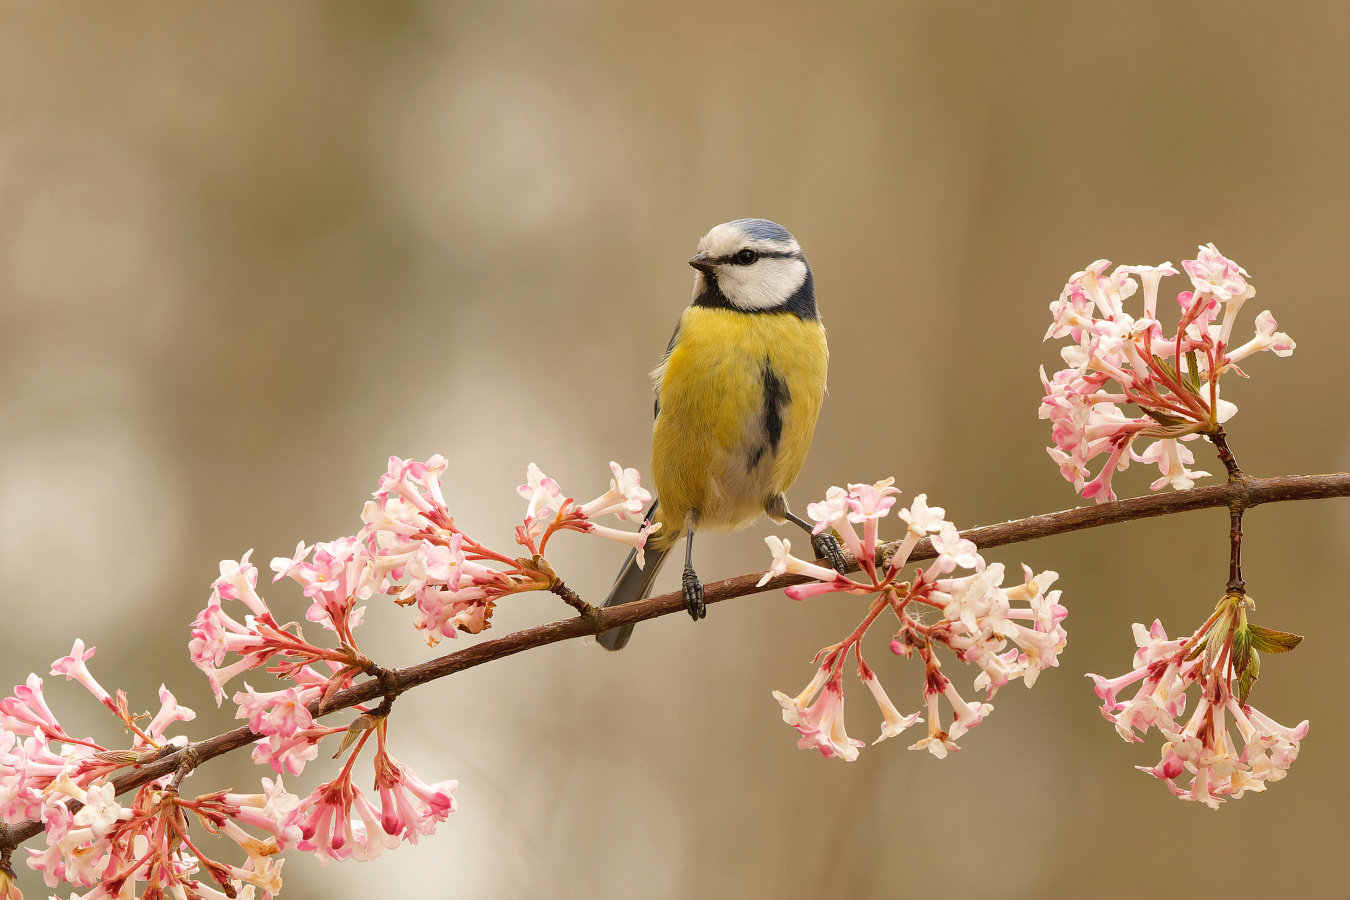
[597,218,843,651]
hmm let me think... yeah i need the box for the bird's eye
[735,249,758,265]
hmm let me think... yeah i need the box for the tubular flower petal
[1041,249,1290,502]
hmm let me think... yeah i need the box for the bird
[597,218,843,651]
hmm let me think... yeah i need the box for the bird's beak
[688,252,717,275]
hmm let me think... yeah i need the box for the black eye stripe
[716,250,802,265]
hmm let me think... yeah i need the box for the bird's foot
[812,532,849,573]
[682,567,705,620]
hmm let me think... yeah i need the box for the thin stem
[3,470,1350,852]
[1227,508,1245,594]
[1208,427,1243,481]
[1206,428,1247,591]
[549,579,599,623]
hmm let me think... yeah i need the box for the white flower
[1134,438,1210,492]
[72,782,130,838]
[577,461,651,520]
[862,673,921,744]
[517,463,566,522]
[1118,263,1178,319]
[930,522,981,574]
[757,536,840,587]
[897,494,945,536]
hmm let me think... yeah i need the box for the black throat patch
[693,267,818,320]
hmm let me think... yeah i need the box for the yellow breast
[649,307,828,542]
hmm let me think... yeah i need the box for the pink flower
[372,744,458,842]
[576,519,661,552]
[758,536,854,597]
[286,536,378,632]
[212,551,271,618]
[576,461,651,521]
[0,675,64,738]
[269,540,313,583]
[1041,248,1290,503]
[1183,243,1252,303]
[517,463,566,523]
[50,640,112,708]
[772,667,865,761]
[767,490,1066,765]
[1224,309,1296,368]
[144,684,195,743]
[1045,277,1098,341]
[251,725,339,776]
[215,776,304,851]
[927,523,981,577]
[845,478,900,562]
[377,455,444,515]
[1092,611,1308,806]
[294,776,363,865]
[351,789,400,860]
[233,684,318,741]
[806,486,863,560]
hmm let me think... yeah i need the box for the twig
[1207,428,1249,593]
[1208,427,1243,480]
[3,470,1348,850]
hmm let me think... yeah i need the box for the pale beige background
[1,2,1347,898]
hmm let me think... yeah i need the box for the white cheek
[718,259,807,310]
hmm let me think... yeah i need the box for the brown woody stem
[1208,427,1243,480]
[1206,428,1248,593]
[3,470,1349,851]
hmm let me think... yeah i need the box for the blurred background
[1,1,1347,897]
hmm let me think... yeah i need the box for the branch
[3,471,1348,849]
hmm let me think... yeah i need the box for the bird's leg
[784,510,848,573]
[682,525,705,621]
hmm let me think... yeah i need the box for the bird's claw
[812,532,848,573]
[682,569,705,620]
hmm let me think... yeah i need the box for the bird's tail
[597,502,672,651]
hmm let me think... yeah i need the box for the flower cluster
[1041,245,1295,503]
[364,456,656,644]
[1089,596,1307,808]
[190,456,655,773]
[291,717,456,865]
[29,774,294,900]
[1,643,299,899]
[765,479,1067,760]
[1,643,194,827]
[158,455,653,893]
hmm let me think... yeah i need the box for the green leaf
[1238,649,1260,705]
[1248,625,1304,654]
[1231,625,1253,675]
[1144,408,1189,427]
[1202,615,1233,668]
[1184,350,1203,393]
[1152,354,1179,382]
[332,713,381,759]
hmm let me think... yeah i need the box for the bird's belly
[650,308,827,538]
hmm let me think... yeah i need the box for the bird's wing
[654,319,682,419]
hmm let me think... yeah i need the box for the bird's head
[688,219,816,317]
